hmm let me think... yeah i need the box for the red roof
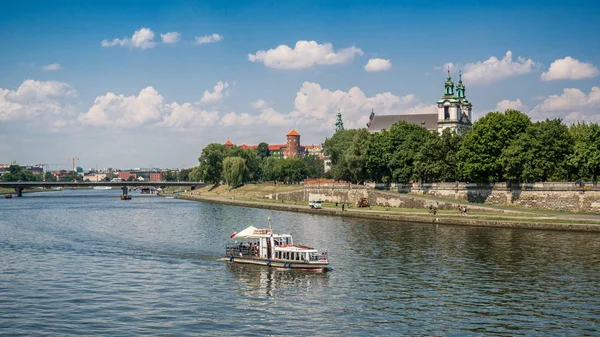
[268,144,286,151]
[286,129,300,136]
[240,144,258,150]
[224,139,234,146]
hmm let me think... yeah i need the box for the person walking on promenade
[342,203,345,211]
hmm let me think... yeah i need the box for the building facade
[367,71,473,135]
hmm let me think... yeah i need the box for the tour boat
[93,186,111,190]
[225,220,329,271]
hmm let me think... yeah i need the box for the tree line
[324,109,600,184]
[190,142,324,187]
[186,109,599,186]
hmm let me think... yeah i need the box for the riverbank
[180,188,600,232]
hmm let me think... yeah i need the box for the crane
[60,157,80,173]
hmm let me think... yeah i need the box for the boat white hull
[227,256,329,271]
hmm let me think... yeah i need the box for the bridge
[0,181,207,197]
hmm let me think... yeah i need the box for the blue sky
[1,0,599,170]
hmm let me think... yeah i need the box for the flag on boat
[229,232,237,238]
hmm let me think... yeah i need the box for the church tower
[334,109,345,133]
[437,69,472,135]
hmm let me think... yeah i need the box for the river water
[1,189,599,336]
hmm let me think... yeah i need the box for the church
[366,70,473,135]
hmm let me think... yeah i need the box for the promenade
[179,189,600,233]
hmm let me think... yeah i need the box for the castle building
[225,129,323,159]
[284,129,301,158]
[366,70,473,135]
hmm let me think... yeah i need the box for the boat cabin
[226,226,328,264]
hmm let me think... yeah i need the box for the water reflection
[226,263,329,297]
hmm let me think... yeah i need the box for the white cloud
[78,85,221,129]
[158,103,218,130]
[530,87,600,122]
[250,99,268,109]
[160,32,181,44]
[200,81,229,104]
[0,79,76,120]
[496,99,526,112]
[541,56,600,81]
[462,51,537,84]
[101,27,157,49]
[364,58,392,72]
[78,87,167,127]
[223,82,421,130]
[248,40,363,69]
[195,33,223,45]
[43,63,61,71]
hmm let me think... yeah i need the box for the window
[444,106,450,120]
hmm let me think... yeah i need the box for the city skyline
[1,0,599,169]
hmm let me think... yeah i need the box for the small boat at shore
[4,194,12,199]
[225,219,329,271]
[120,195,132,200]
[93,186,112,190]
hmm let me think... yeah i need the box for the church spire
[335,109,345,133]
[456,70,466,99]
[444,67,454,97]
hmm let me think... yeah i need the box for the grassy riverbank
[182,183,600,232]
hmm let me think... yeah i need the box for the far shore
[176,184,600,233]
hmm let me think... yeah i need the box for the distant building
[225,129,323,159]
[367,70,473,135]
[149,173,162,181]
[117,172,137,181]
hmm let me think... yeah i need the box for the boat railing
[226,244,259,258]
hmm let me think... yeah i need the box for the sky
[1,0,599,170]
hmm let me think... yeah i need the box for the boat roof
[232,226,291,239]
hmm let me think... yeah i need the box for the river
[1,189,599,336]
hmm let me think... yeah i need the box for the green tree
[257,142,270,158]
[44,171,55,181]
[223,156,247,188]
[1,164,41,182]
[569,122,600,181]
[458,109,531,182]
[500,119,572,182]
[414,128,463,183]
[261,157,282,182]
[188,166,203,181]
[281,158,307,183]
[323,129,361,179]
[177,168,191,181]
[127,175,136,181]
[387,122,434,183]
[163,170,177,181]
[198,143,225,184]
[302,155,325,179]
[343,128,370,183]
[365,131,394,183]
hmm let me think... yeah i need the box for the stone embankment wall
[380,182,600,213]
[264,182,600,213]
